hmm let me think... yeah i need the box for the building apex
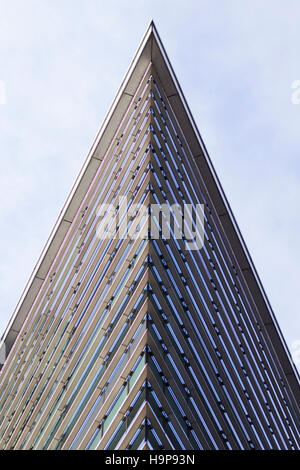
[1,21,299,417]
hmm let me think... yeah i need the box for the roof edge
[1,23,299,412]
[0,21,156,359]
[149,25,300,401]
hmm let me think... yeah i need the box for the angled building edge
[0,22,299,450]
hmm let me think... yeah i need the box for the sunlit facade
[0,23,299,450]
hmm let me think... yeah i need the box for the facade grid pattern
[0,23,299,450]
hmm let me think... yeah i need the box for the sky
[0,0,300,370]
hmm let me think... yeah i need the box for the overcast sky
[0,0,300,369]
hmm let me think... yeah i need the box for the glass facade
[0,24,299,450]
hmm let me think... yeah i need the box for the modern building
[0,22,299,450]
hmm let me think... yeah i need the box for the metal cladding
[0,22,300,450]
